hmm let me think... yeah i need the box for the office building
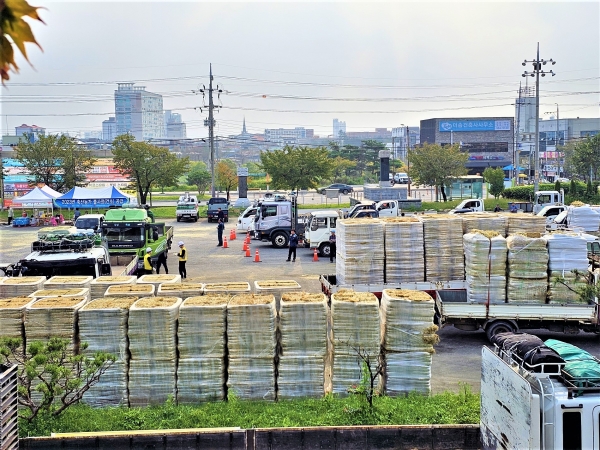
[164,110,187,139]
[333,119,346,139]
[15,124,45,142]
[102,117,117,142]
[114,83,164,141]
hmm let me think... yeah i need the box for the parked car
[393,172,410,184]
[318,184,354,195]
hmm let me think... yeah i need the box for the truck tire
[177,217,181,222]
[194,216,198,222]
[319,242,331,257]
[485,320,517,342]
[271,231,289,249]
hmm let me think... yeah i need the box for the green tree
[330,156,355,180]
[187,162,211,196]
[112,134,189,205]
[408,143,468,201]
[216,159,239,200]
[15,134,97,191]
[483,167,505,199]
[563,134,600,181]
[260,145,334,192]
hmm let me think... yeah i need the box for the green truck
[100,208,173,275]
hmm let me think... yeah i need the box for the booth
[54,186,131,211]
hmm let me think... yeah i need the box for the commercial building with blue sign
[420,117,514,174]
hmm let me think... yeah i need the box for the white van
[237,205,258,232]
[394,172,410,184]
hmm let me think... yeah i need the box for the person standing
[176,241,187,279]
[7,206,13,225]
[156,251,168,274]
[217,207,225,222]
[74,208,81,220]
[144,205,155,223]
[286,229,299,262]
[217,218,225,246]
[143,248,154,275]
[328,230,336,263]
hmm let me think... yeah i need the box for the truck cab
[207,197,229,222]
[533,190,565,214]
[252,196,304,248]
[376,200,402,217]
[344,201,376,218]
[237,205,258,232]
[451,198,484,213]
[75,214,105,232]
[176,193,199,222]
[537,204,568,226]
[304,211,340,256]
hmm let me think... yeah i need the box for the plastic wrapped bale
[157,283,203,298]
[227,294,276,400]
[382,217,425,283]
[203,282,251,296]
[177,295,229,404]
[548,272,590,304]
[255,280,301,312]
[505,215,546,235]
[507,234,549,303]
[422,215,464,282]
[544,233,590,304]
[277,292,328,399]
[90,276,137,299]
[137,274,181,291]
[44,276,93,290]
[461,214,507,237]
[565,205,600,232]
[129,358,177,407]
[463,232,508,304]
[384,352,432,396]
[105,284,155,298]
[79,297,137,407]
[335,219,385,285]
[0,297,36,346]
[29,288,90,304]
[0,276,46,297]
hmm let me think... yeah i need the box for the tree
[112,134,189,205]
[483,167,505,199]
[216,159,238,200]
[0,0,44,83]
[260,145,334,192]
[563,134,600,181]
[187,162,211,196]
[0,337,115,422]
[408,143,468,201]
[15,134,97,192]
[330,156,355,180]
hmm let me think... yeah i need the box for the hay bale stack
[204,282,251,295]
[329,290,380,396]
[336,219,385,285]
[157,283,203,298]
[0,296,36,341]
[177,295,229,403]
[227,294,276,400]
[0,276,46,297]
[544,233,590,303]
[137,274,181,291]
[44,276,93,290]
[463,232,508,304]
[128,296,182,406]
[79,297,137,407]
[382,217,425,283]
[278,292,327,399]
[30,288,90,303]
[255,280,301,312]
[380,289,436,396]
[422,215,464,282]
[505,214,546,235]
[461,214,507,236]
[506,234,549,303]
[90,276,137,299]
[105,284,155,298]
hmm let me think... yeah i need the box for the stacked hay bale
[380,289,437,395]
[137,274,181,291]
[0,297,36,346]
[128,297,182,406]
[328,290,380,396]
[105,284,155,298]
[463,231,508,303]
[278,292,328,399]
[422,215,464,281]
[506,234,549,303]
[505,214,546,235]
[157,283,203,298]
[204,282,251,296]
[254,280,301,311]
[79,297,138,407]
[30,288,90,304]
[336,219,385,285]
[544,233,590,303]
[44,275,93,290]
[462,214,507,236]
[382,217,425,283]
[90,276,137,300]
[177,295,229,403]
[227,294,276,400]
[0,276,46,297]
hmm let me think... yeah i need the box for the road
[1,219,598,395]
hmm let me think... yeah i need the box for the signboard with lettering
[237,167,249,177]
[439,120,511,132]
[461,142,509,153]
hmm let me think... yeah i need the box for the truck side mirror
[101,263,111,276]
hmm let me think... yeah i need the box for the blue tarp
[54,186,129,208]
[502,165,526,171]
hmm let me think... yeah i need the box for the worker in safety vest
[176,241,187,279]
[143,247,154,275]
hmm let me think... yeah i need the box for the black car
[319,183,354,195]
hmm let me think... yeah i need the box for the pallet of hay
[44,275,93,290]
[335,219,385,285]
[137,274,181,291]
[79,296,138,407]
[422,215,464,282]
[203,282,251,295]
[382,217,425,283]
[506,234,549,303]
[157,283,203,298]
[0,276,46,297]
[504,214,546,235]
[105,284,155,298]
[463,231,507,304]
[0,296,37,341]
[128,296,182,406]
[461,214,507,236]
[278,292,327,399]
[30,288,91,304]
[255,279,301,312]
[227,294,276,401]
[90,276,137,299]
[177,295,229,403]
[544,233,590,304]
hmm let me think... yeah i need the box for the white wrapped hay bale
[105,283,155,298]
[83,360,128,408]
[565,205,600,232]
[203,282,251,295]
[255,280,301,311]
[177,357,225,403]
[336,257,385,286]
[137,274,181,290]
[506,234,548,303]
[0,296,36,340]
[227,294,276,400]
[461,214,507,236]
[44,275,93,290]
[129,297,181,360]
[129,358,177,407]
[90,276,136,299]
[329,353,380,396]
[336,219,385,285]
[505,214,546,235]
[30,288,90,303]
[422,215,464,282]
[463,232,507,304]
[548,272,589,304]
[157,283,203,298]
[278,356,325,399]
[382,217,425,283]
[385,352,432,396]
[545,233,590,304]
[0,276,46,297]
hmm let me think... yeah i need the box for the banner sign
[439,120,511,132]
[54,197,128,208]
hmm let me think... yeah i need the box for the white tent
[12,186,60,208]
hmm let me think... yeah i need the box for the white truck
[450,198,485,213]
[481,344,600,450]
[303,210,340,256]
[375,200,405,217]
[533,189,565,214]
[536,204,568,226]
[237,205,258,233]
[176,193,199,222]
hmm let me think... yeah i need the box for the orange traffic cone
[242,241,248,252]
[223,237,228,248]
[245,246,251,257]
[230,229,236,241]
[245,234,251,244]
[254,249,261,262]
[313,248,319,262]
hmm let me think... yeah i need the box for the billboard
[439,120,511,132]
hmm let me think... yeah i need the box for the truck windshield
[103,227,145,244]
[75,218,99,229]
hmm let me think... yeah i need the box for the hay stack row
[43,275,93,290]
[90,276,137,299]
[336,219,385,285]
[506,234,549,303]
[544,233,590,303]
[422,216,464,282]
[0,276,45,297]
[463,232,508,304]
[383,217,425,283]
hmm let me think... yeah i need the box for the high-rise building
[102,117,117,142]
[333,119,346,139]
[114,83,164,141]
[164,110,187,139]
[264,127,312,145]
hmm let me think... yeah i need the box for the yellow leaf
[4,0,45,22]
[5,17,40,60]
[0,35,17,71]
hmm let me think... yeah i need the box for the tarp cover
[54,186,129,208]
[12,186,60,207]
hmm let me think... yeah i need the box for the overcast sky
[1,1,598,139]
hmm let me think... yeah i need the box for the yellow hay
[2,277,45,285]
[204,282,249,290]
[229,294,274,306]
[106,285,153,293]
[92,276,134,283]
[45,276,90,284]
[384,289,433,302]
[32,289,85,297]
[31,297,86,308]
[381,217,421,223]
[512,232,543,238]
[570,201,585,207]
[281,292,325,303]
[0,296,33,308]
[82,297,138,310]
[182,295,230,306]
[470,229,500,239]
[159,283,202,291]
[134,296,179,308]
[256,280,300,288]
[332,289,378,303]
[422,334,441,346]
[139,275,179,282]
[340,218,382,225]
[422,214,461,220]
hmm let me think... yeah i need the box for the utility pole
[514,83,522,185]
[555,103,559,178]
[522,43,556,193]
[406,125,411,197]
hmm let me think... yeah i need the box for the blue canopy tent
[54,186,131,209]
[502,165,526,171]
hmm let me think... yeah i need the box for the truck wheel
[194,217,198,222]
[319,242,331,257]
[271,231,289,248]
[485,320,517,342]
[177,217,181,222]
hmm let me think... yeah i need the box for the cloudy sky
[1,1,598,139]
